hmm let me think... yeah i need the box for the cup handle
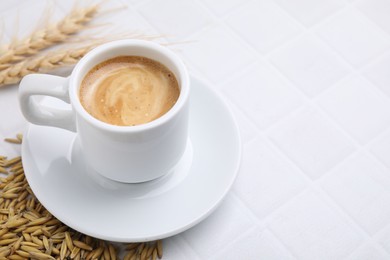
[19,74,76,132]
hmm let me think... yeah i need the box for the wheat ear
[0,5,99,66]
[0,44,94,86]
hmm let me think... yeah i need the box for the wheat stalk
[0,4,99,67]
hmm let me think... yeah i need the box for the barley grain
[0,248,10,257]
[21,245,41,253]
[108,244,116,260]
[15,250,30,258]
[126,243,139,250]
[152,249,157,260]
[73,240,93,251]
[21,241,41,248]
[60,240,67,260]
[124,250,136,260]
[0,227,8,237]
[1,233,17,239]
[70,246,81,258]
[29,251,56,260]
[4,138,22,144]
[32,235,44,247]
[65,231,74,251]
[12,236,23,249]
[157,240,163,258]
[5,217,28,228]
[0,238,19,245]
[147,245,154,258]
[103,246,110,260]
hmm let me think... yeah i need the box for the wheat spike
[0,5,99,66]
[0,44,94,86]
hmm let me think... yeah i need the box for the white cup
[19,40,190,183]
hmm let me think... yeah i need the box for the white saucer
[22,76,241,242]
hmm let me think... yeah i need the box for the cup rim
[69,39,190,133]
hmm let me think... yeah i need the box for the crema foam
[79,56,180,126]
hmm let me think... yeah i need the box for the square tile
[270,35,350,97]
[199,0,248,16]
[356,0,390,35]
[321,152,390,235]
[346,243,390,260]
[376,226,390,254]
[274,0,343,26]
[269,106,355,179]
[223,61,303,129]
[233,137,306,219]
[363,53,390,98]
[180,24,255,84]
[161,236,199,260]
[182,194,254,259]
[316,9,390,67]
[225,101,259,144]
[370,130,390,169]
[215,228,294,260]
[269,190,364,260]
[137,0,213,39]
[317,75,390,144]
[225,0,302,53]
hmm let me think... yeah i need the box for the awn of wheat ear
[0,5,99,68]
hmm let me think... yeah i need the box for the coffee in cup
[79,56,180,126]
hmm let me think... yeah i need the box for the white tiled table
[2,0,390,259]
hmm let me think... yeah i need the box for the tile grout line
[206,193,264,258]
[313,182,390,256]
[209,226,259,260]
[353,3,390,44]
[212,191,300,259]
[266,224,301,260]
[177,233,203,260]
[312,39,390,103]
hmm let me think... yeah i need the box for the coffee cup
[19,40,190,183]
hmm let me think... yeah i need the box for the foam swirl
[80,57,180,126]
